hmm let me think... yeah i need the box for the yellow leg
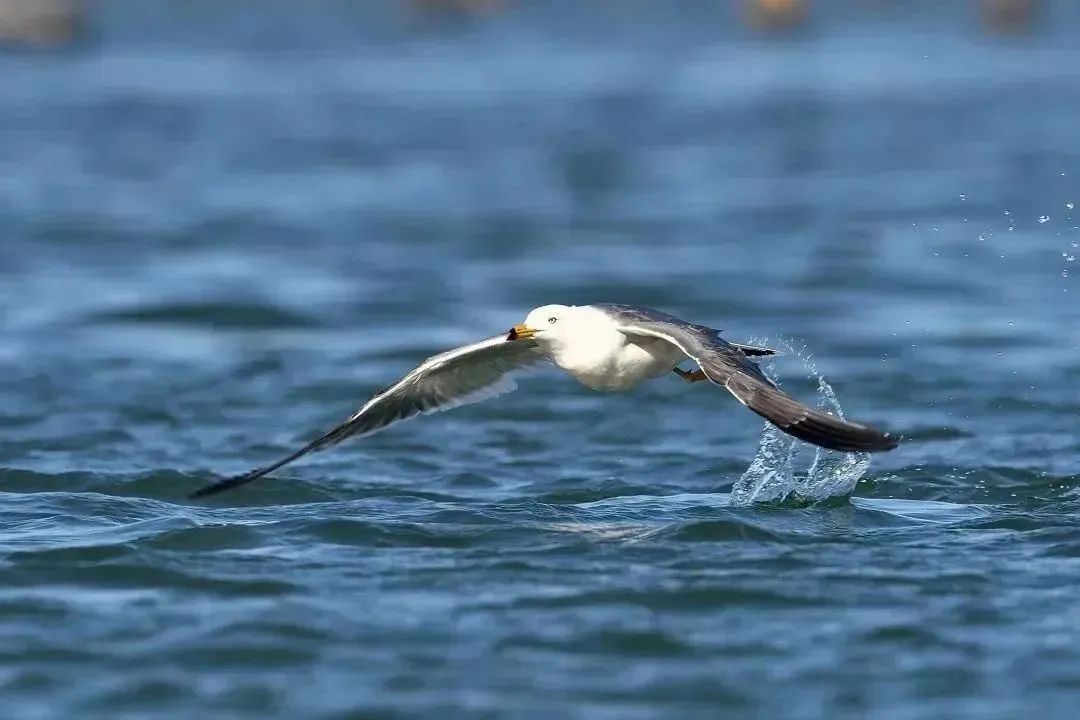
[673,368,707,383]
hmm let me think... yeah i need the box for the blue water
[2,2,1079,718]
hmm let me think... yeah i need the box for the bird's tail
[731,342,778,358]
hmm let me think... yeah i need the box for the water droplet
[1038,215,1050,223]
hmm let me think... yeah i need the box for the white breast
[544,308,685,392]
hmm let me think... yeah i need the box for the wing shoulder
[605,310,768,385]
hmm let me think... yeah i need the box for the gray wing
[190,334,545,499]
[597,304,898,453]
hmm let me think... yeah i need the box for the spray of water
[1059,203,1076,283]
[729,338,871,506]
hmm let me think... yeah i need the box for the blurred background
[1,1,1078,719]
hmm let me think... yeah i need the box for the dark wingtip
[728,373,899,455]
[188,476,243,500]
[189,432,340,500]
[734,344,780,358]
[188,465,278,500]
[865,428,902,453]
[880,432,902,451]
[787,414,900,454]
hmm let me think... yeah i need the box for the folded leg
[673,367,708,383]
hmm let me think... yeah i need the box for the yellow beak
[507,323,538,341]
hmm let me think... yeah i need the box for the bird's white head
[508,304,572,343]
[508,304,614,356]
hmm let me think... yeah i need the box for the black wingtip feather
[188,467,270,499]
[778,412,899,453]
[188,432,339,499]
[724,373,899,454]
[189,476,245,500]
[741,347,780,357]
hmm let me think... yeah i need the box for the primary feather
[189,334,544,499]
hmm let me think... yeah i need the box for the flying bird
[189,304,898,499]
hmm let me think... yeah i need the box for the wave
[82,301,321,330]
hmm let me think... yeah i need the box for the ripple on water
[82,301,322,330]
[850,497,996,524]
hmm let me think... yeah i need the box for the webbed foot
[673,367,707,383]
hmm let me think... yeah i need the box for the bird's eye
[548,316,558,324]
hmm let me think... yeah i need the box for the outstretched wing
[189,333,545,499]
[599,304,898,453]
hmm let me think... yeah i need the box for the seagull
[189,303,898,499]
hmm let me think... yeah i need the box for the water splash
[730,339,870,506]
[1063,238,1077,281]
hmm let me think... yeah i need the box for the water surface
[1,3,1079,718]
